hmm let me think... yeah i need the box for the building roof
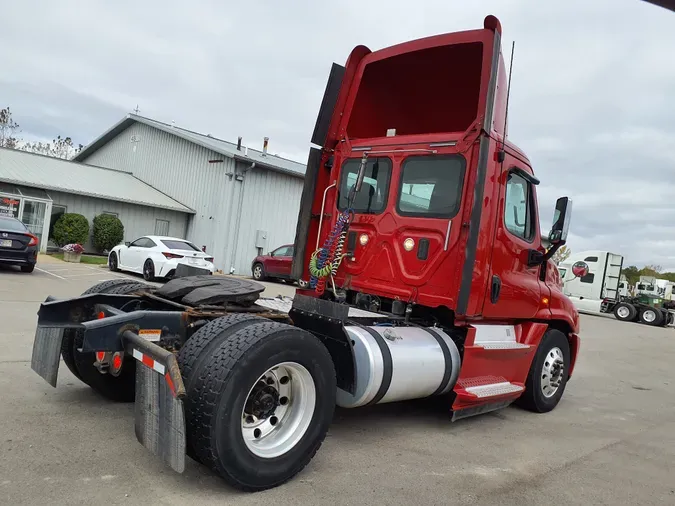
[0,147,193,213]
[74,114,307,178]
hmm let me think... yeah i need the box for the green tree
[53,213,89,247]
[622,265,640,286]
[638,265,661,278]
[0,106,20,149]
[92,214,124,252]
[22,135,83,160]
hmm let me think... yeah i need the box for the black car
[0,216,38,273]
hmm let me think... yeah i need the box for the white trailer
[559,250,624,315]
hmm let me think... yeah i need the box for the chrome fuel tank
[336,325,461,408]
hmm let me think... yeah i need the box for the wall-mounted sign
[0,197,20,217]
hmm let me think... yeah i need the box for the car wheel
[20,264,34,273]
[143,259,155,281]
[252,263,265,281]
[109,252,119,272]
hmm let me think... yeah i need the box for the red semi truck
[30,15,579,492]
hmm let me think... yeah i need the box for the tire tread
[190,321,333,491]
[177,314,267,461]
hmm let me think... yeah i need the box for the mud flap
[30,326,65,387]
[126,331,186,474]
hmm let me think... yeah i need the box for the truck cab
[293,15,579,418]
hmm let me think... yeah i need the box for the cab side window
[504,171,535,241]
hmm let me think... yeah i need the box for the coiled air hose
[309,208,352,295]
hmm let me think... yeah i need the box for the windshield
[161,239,200,251]
[337,157,392,214]
[558,268,567,278]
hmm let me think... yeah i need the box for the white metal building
[74,114,306,274]
[0,147,192,253]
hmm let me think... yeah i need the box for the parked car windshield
[161,239,200,251]
[0,217,28,232]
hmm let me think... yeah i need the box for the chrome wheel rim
[541,347,564,398]
[253,265,262,279]
[643,310,656,323]
[241,362,316,458]
[617,306,630,319]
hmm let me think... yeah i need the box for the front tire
[189,321,336,491]
[252,263,265,281]
[516,329,570,413]
[143,259,155,281]
[613,302,637,322]
[109,252,119,272]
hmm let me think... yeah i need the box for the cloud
[2,0,674,269]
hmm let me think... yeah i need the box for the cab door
[482,163,545,319]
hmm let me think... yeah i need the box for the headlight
[403,238,415,251]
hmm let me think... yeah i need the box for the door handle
[491,275,501,304]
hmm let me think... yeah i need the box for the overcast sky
[2,0,674,268]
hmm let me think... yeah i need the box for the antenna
[133,105,140,115]
[499,41,515,159]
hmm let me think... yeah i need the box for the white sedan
[108,235,215,281]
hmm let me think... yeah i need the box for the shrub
[53,213,89,247]
[92,214,124,252]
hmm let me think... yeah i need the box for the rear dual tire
[178,316,336,491]
[639,307,664,326]
[613,302,637,322]
[60,279,151,401]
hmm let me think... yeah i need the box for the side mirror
[125,242,130,247]
[548,197,572,244]
[571,261,589,278]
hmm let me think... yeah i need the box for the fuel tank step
[464,381,524,398]
[454,376,524,402]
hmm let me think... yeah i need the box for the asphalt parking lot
[1,258,674,505]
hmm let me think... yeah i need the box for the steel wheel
[642,309,657,323]
[616,305,630,319]
[241,361,316,459]
[540,347,564,398]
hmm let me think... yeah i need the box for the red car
[251,244,294,282]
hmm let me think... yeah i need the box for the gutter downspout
[229,162,255,274]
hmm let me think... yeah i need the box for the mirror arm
[543,239,566,263]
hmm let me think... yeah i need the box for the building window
[49,205,67,242]
[504,171,535,242]
[155,219,170,236]
[580,273,595,284]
